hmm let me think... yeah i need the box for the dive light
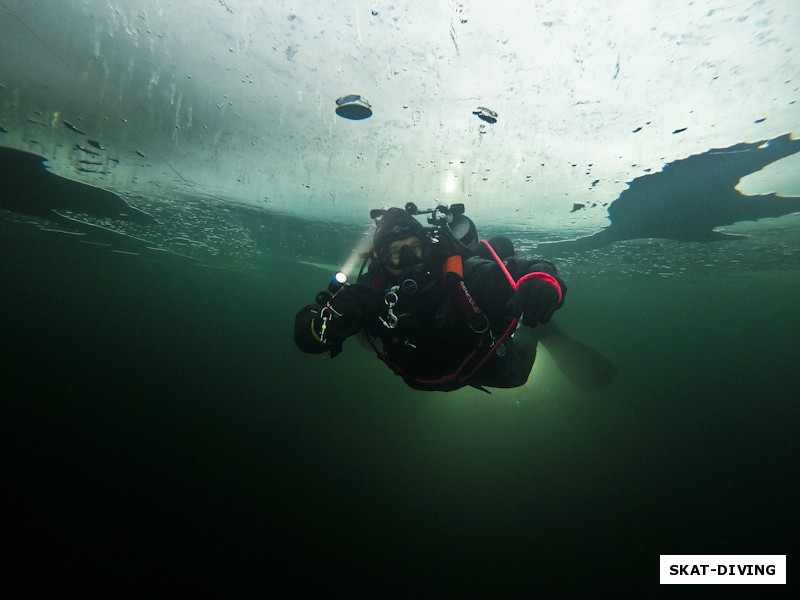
[316,271,348,306]
[329,271,348,293]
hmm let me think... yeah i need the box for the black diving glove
[506,277,561,326]
[322,283,378,338]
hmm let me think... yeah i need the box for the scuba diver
[293,203,575,392]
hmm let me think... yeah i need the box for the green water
[2,213,797,596]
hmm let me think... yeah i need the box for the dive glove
[506,276,561,326]
[321,283,377,338]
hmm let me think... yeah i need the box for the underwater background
[2,186,798,595]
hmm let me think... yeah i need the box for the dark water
[2,208,798,597]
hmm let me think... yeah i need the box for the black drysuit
[294,250,566,391]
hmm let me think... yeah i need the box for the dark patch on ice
[539,133,800,251]
[0,146,154,224]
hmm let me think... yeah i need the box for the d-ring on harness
[380,286,400,329]
[379,278,419,330]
